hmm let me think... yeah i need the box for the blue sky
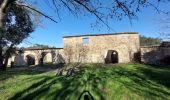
[19,1,170,48]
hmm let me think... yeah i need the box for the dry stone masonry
[8,32,170,66]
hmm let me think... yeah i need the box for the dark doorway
[26,55,35,65]
[39,52,48,65]
[105,50,118,64]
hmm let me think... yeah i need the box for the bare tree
[64,45,74,63]
[156,13,170,40]
[57,44,88,76]
[75,44,89,63]
[64,44,89,63]
[1,0,170,30]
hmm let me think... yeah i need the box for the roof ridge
[63,32,138,38]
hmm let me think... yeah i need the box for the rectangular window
[82,37,89,43]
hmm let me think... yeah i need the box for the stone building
[8,32,170,66]
[8,32,140,66]
[63,32,140,63]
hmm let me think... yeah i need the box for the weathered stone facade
[8,32,142,66]
[63,32,140,63]
[8,48,64,66]
[8,32,170,66]
[141,43,170,65]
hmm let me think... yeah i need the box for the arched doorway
[105,50,118,64]
[26,54,35,65]
[43,53,52,64]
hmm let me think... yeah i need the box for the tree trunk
[3,52,10,70]
[0,47,4,71]
[0,0,7,71]
[0,0,8,28]
[0,6,5,71]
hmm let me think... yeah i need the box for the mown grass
[0,63,170,100]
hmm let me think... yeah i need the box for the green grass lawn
[0,64,170,100]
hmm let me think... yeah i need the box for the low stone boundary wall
[141,46,170,65]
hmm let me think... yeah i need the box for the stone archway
[43,52,52,64]
[26,54,35,65]
[105,50,118,64]
[14,54,25,66]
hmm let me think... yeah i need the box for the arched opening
[105,50,118,64]
[26,54,35,65]
[14,55,25,66]
[43,53,52,64]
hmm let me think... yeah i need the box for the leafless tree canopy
[156,13,170,40]
[23,0,170,28]
[64,44,89,63]
[1,0,170,28]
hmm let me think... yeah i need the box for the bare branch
[73,0,112,29]
[60,0,74,13]
[14,2,58,24]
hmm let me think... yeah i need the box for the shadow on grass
[0,64,63,81]
[137,64,170,88]
[0,70,42,81]
[7,64,170,100]
[8,68,105,100]
[109,64,170,99]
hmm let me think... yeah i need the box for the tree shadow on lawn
[7,64,170,100]
[8,68,105,100]
[0,64,61,81]
[0,70,42,82]
[135,64,170,88]
[110,65,170,99]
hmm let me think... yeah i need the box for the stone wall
[63,32,140,63]
[141,46,170,64]
[8,48,64,66]
[8,32,141,66]
[7,32,170,66]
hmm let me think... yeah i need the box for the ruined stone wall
[7,48,64,66]
[63,33,140,63]
[8,33,140,66]
[141,46,170,64]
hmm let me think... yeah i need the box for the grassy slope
[0,64,170,100]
